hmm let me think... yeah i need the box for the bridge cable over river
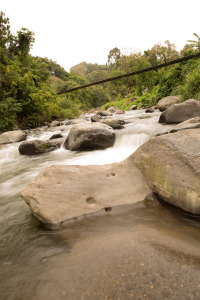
[57,52,200,94]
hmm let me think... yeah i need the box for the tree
[107,47,121,66]
[0,11,11,49]
[16,28,35,57]
[186,33,200,52]
[149,40,179,65]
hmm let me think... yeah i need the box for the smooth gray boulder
[107,106,116,113]
[98,111,112,117]
[157,95,180,112]
[50,121,62,127]
[91,114,102,122]
[145,108,154,113]
[100,119,125,129]
[133,128,200,215]
[20,159,151,228]
[159,99,200,124]
[64,122,116,151]
[19,139,63,155]
[0,130,26,145]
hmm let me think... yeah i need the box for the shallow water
[1,110,200,300]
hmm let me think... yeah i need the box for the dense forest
[1,11,200,130]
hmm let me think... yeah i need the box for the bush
[0,98,22,130]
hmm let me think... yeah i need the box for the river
[0,110,200,300]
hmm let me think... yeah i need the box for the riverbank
[1,109,200,300]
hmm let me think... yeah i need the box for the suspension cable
[57,52,200,94]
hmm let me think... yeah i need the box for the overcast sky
[1,0,200,71]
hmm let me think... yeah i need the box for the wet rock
[159,99,200,124]
[156,95,180,112]
[19,139,63,155]
[116,110,125,114]
[130,105,137,110]
[98,111,112,117]
[107,107,116,113]
[133,128,200,215]
[0,130,26,145]
[91,114,102,122]
[100,119,125,129]
[145,108,154,113]
[49,133,63,140]
[64,122,116,151]
[20,159,150,228]
[50,121,62,127]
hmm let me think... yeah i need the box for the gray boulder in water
[91,114,102,122]
[156,95,180,112]
[20,159,151,228]
[133,128,200,215]
[19,139,63,155]
[159,99,200,124]
[100,119,125,129]
[0,130,26,144]
[64,122,116,151]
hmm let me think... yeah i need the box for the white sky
[1,0,200,71]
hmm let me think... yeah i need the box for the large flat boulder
[133,128,200,215]
[156,95,180,112]
[21,159,150,228]
[159,99,200,124]
[0,130,26,144]
[64,122,116,151]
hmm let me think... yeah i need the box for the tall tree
[107,47,121,66]
[187,33,200,52]
[0,11,11,49]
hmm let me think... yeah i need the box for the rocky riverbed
[1,108,200,299]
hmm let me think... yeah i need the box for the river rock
[49,133,63,140]
[65,119,88,125]
[91,114,102,122]
[98,111,112,117]
[0,130,26,145]
[20,159,151,228]
[159,99,200,124]
[157,95,180,112]
[50,120,62,127]
[100,119,125,129]
[175,117,200,130]
[19,139,63,155]
[64,122,116,151]
[145,108,154,113]
[130,105,137,110]
[116,110,125,114]
[133,128,200,215]
[107,107,116,113]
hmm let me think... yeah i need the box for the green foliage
[178,61,200,101]
[0,98,22,129]
[36,57,69,80]
[1,10,200,130]
[186,33,200,53]
[133,94,156,108]
[156,64,184,100]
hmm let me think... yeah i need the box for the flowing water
[1,110,200,300]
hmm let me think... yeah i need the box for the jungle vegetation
[0,11,200,130]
